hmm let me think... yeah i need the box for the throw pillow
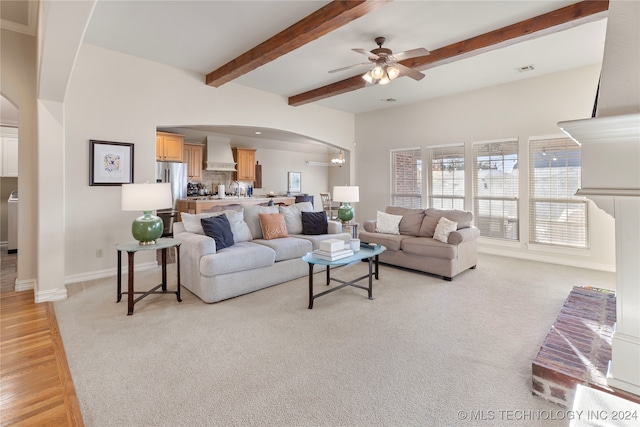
[181,212,220,235]
[425,208,473,229]
[376,211,403,235]
[222,209,253,243]
[279,202,314,234]
[258,213,289,240]
[433,216,458,243]
[244,205,279,239]
[201,215,235,250]
[301,211,328,235]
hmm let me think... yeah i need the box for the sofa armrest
[448,227,480,245]
[363,220,376,233]
[174,230,217,256]
[327,220,342,234]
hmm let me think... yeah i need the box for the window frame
[390,147,423,209]
[426,144,465,210]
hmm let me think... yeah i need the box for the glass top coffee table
[302,245,386,309]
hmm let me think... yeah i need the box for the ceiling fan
[329,36,429,85]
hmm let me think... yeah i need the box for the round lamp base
[132,212,163,245]
[337,204,354,224]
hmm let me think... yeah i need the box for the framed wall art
[89,140,134,186]
[288,171,301,193]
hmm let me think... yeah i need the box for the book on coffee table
[311,248,354,261]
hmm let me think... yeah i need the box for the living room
[2,0,639,424]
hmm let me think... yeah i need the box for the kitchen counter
[177,196,295,220]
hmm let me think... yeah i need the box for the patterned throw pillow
[433,216,458,243]
[258,213,289,240]
[376,211,403,235]
[200,215,235,250]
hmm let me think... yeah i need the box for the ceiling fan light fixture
[362,71,373,83]
[387,65,400,80]
[378,74,391,85]
[371,65,385,79]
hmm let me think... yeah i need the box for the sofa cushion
[279,202,314,234]
[376,211,403,235]
[252,237,312,262]
[244,205,279,239]
[292,232,351,250]
[259,213,289,240]
[433,216,458,243]
[181,212,219,235]
[401,237,457,260]
[385,206,425,236]
[425,208,473,229]
[418,216,439,238]
[199,242,275,276]
[201,215,235,250]
[181,210,252,243]
[301,211,328,235]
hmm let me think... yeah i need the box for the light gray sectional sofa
[358,206,479,281]
[173,202,351,303]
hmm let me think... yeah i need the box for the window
[391,148,422,208]
[529,137,587,248]
[426,145,464,209]
[473,139,519,240]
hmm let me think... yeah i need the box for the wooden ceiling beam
[288,0,609,107]
[206,0,391,88]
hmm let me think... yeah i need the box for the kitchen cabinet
[183,143,204,181]
[156,132,184,162]
[232,148,256,181]
[1,136,18,177]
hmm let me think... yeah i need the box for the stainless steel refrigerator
[156,162,187,236]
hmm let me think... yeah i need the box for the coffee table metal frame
[302,245,386,309]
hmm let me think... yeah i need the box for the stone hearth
[532,286,640,407]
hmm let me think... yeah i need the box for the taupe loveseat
[358,206,479,280]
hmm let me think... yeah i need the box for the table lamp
[121,183,172,245]
[332,185,359,224]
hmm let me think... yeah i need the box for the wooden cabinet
[232,148,256,181]
[156,132,184,162]
[1,136,18,177]
[183,143,204,181]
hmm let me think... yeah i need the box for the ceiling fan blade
[389,47,430,62]
[352,48,379,60]
[328,63,370,74]
[394,63,425,81]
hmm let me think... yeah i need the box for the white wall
[356,64,616,271]
[63,43,355,281]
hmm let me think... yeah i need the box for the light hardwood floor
[1,248,84,426]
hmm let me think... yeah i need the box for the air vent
[380,98,397,103]
[515,64,535,73]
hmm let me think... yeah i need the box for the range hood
[205,136,237,171]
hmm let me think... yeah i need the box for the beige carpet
[54,253,615,426]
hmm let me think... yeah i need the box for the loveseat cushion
[252,237,312,262]
[385,206,425,236]
[279,202,314,234]
[199,242,275,276]
[425,208,473,229]
[401,237,457,260]
[376,211,403,234]
[359,230,410,252]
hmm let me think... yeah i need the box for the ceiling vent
[515,64,535,73]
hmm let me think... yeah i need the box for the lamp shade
[121,183,172,211]
[121,183,172,245]
[332,186,359,203]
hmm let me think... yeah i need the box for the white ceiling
[2,1,607,150]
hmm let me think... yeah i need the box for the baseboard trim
[64,261,158,285]
[478,247,615,272]
[14,278,35,291]
[35,287,67,303]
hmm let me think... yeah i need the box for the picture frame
[288,171,301,193]
[89,140,134,186]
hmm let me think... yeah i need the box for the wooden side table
[342,222,359,238]
[116,238,182,315]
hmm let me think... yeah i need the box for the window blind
[529,137,588,248]
[472,139,519,240]
[426,144,465,209]
[391,148,422,208]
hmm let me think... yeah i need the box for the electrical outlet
[96,249,103,258]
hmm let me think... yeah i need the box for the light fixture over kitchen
[331,150,345,166]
